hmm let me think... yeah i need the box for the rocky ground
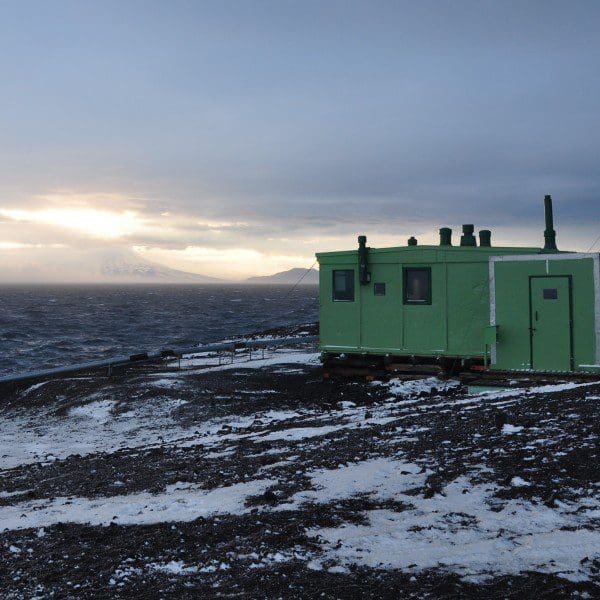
[0,329,598,599]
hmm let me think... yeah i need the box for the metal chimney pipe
[479,230,492,247]
[543,195,558,251]
[439,227,452,246]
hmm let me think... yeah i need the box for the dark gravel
[0,337,598,599]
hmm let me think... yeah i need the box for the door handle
[535,310,539,322]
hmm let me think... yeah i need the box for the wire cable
[249,259,319,334]
[586,233,600,252]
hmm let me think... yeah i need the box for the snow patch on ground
[257,424,349,443]
[0,489,33,498]
[379,377,459,398]
[147,378,185,389]
[308,472,599,583]
[69,399,116,422]
[502,423,524,434]
[179,350,320,372]
[147,560,199,575]
[510,476,532,487]
[279,457,427,509]
[0,479,273,531]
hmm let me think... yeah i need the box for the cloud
[132,245,312,280]
[0,3,598,281]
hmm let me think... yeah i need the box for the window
[403,267,431,304]
[332,269,355,301]
[374,282,386,296]
[543,288,558,300]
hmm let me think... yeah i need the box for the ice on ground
[308,472,599,583]
[0,479,273,531]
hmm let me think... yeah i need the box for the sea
[0,285,319,377]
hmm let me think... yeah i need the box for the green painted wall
[317,244,540,359]
[318,245,599,373]
[492,256,598,372]
[318,252,360,349]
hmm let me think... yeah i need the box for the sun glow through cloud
[133,245,312,280]
[0,207,144,239]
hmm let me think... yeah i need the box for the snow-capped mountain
[245,267,318,284]
[100,252,221,283]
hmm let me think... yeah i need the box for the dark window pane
[543,288,558,300]
[374,282,386,296]
[404,268,431,304]
[333,269,354,301]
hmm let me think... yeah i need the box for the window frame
[373,282,386,296]
[403,266,432,305]
[332,269,355,302]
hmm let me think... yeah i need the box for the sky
[0,0,599,282]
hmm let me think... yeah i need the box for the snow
[148,378,184,389]
[378,377,459,398]
[0,370,554,472]
[257,424,349,442]
[148,561,198,575]
[69,399,116,422]
[0,371,560,472]
[0,489,33,498]
[337,401,356,408]
[2,365,598,586]
[502,423,524,434]
[179,350,320,372]
[511,476,532,487]
[474,381,597,400]
[0,397,306,470]
[21,381,50,395]
[278,458,427,509]
[0,479,273,531]
[0,348,322,470]
[307,471,599,582]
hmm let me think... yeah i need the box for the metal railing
[0,335,319,386]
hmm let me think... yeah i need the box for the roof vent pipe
[358,235,371,285]
[479,230,491,247]
[460,224,477,247]
[439,227,452,246]
[408,236,418,246]
[543,194,558,252]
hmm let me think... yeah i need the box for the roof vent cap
[460,224,477,247]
